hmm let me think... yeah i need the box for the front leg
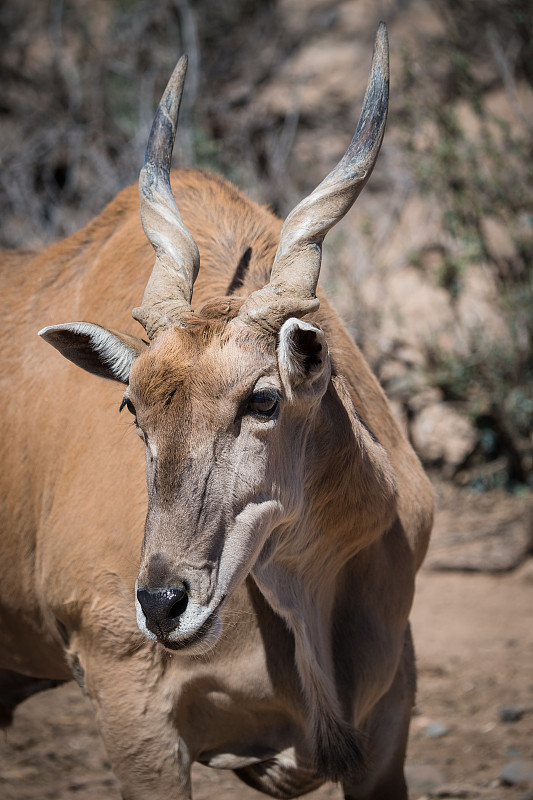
[73,643,192,800]
[252,560,367,784]
[342,626,415,800]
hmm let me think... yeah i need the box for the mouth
[160,606,222,651]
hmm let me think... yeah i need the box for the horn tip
[174,53,189,81]
[375,21,389,65]
[161,54,189,106]
[376,21,388,44]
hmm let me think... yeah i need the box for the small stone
[429,784,477,797]
[481,721,496,733]
[499,705,524,723]
[412,715,434,730]
[0,765,40,780]
[500,760,533,786]
[405,764,447,793]
[424,721,451,739]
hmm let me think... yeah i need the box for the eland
[0,23,433,799]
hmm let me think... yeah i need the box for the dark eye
[119,397,136,417]
[248,390,280,418]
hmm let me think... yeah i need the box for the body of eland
[0,24,433,799]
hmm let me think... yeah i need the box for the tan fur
[0,168,433,800]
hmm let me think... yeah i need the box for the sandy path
[1,564,532,799]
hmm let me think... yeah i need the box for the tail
[314,712,369,783]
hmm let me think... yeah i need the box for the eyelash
[119,390,281,427]
[247,390,281,418]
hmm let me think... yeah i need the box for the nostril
[168,593,188,619]
[136,585,188,635]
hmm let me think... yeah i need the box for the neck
[252,373,399,781]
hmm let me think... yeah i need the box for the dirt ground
[1,485,532,800]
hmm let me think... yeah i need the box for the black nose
[136,586,188,637]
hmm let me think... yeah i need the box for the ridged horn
[132,55,200,339]
[236,22,389,333]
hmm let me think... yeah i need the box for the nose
[136,586,188,637]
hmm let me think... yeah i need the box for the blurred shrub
[0,0,273,248]
[399,0,533,488]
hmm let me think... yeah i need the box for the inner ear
[278,318,329,385]
[292,327,323,373]
[39,322,148,384]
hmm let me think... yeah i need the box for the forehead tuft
[130,331,195,406]
[130,313,275,407]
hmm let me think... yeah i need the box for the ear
[38,322,148,384]
[277,318,330,391]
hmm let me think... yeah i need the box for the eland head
[39,24,390,656]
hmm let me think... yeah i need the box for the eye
[119,397,136,417]
[247,390,280,418]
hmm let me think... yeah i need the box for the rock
[500,760,533,786]
[360,266,454,355]
[425,484,533,573]
[424,721,451,739]
[410,403,477,468]
[456,264,511,348]
[408,386,444,414]
[427,517,532,572]
[499,705,525,723]
[481,216,517,263]
[405,764,447,793]
[429,785,479,798]
[517,558,533,584]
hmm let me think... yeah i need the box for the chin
[145,612,224,657]
[164,614,223,656]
